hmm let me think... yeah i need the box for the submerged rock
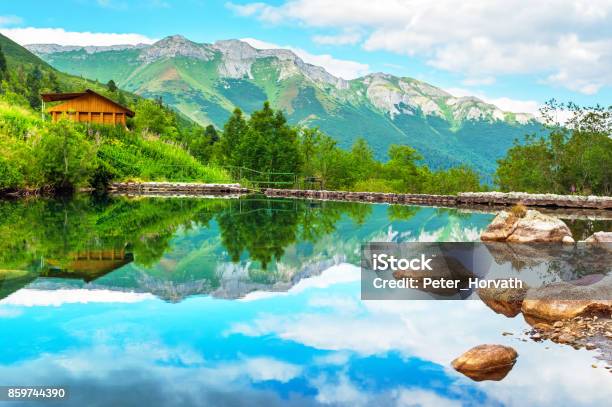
[451,344,518,381]
[521,278,612,321]
[393,255,475,296]
[481,209,573,243]
[478,280,530,317]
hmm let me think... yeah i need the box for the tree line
[495,100,611,196]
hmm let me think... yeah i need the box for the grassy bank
[0,97,231,194]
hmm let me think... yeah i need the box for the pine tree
[204,124,219,144]
[0,45,7,82]
[27,66,43,109]
[48,71,61,92]
[221,108,247,166]
[107,79,117,92]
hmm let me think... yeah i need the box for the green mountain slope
[26,35,545,177]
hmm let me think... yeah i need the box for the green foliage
[0,155,23,190]
[107,79,117,93]
[297,127,354,189]
[220,108,247,166]
[33,121,97,191]
[292,124,484,194]
[0,45,7,81]
[421,166,485,195]
[132,99,180,140]
[496,101,612,195]
[218,103,302,183]
[26,65,43,109]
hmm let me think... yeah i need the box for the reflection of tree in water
[387,205,418,221]
[0,196,227,272]
[215,199,301,269]
[214,198,377,269]
[564,219,612,241]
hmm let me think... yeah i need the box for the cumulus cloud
[241,37,369,79]
[312,30,362,46]
[445,87,542,115]
[0,289,155,307]
[0,27,157,46]
[229,0,612,94]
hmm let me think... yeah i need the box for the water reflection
[0,196,610,406]
[0,195,491,301]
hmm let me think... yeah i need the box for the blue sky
[1,0,611,114]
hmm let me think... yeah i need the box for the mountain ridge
[25,36,533,121]
[24,35,543,177]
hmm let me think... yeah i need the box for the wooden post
[113,112,116,125]
[88,112,92,123]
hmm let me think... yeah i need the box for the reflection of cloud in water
[1,261,609,406]
[0,289,155,307]
[228,264,612,406]
[0,342,470,407]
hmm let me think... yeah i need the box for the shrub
[33,121,97,191]
[510,203,528,218]
[0,155,23,190]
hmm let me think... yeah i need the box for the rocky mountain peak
[25,43,145,54]
[139,34,214,63]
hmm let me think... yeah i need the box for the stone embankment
[108,182,249,195]
[264,189,612,209]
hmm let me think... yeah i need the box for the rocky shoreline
[449,209,612,381]
[107,182,249,195]
[264,189,612,209]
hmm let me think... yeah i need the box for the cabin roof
[41,89,135,117]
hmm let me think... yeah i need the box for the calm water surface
[0,196,610,406]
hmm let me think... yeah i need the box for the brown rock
[506,210,573,243]
[557,334,576,344]
[481,209,573,243]
[451,344,518,382]
[480,211,517,241]
[478,280,529,317]
[521,278,612,321]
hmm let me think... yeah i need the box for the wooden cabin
[41,89,135,125]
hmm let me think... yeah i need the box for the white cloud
[312,31,362,46]
[241,37,369,79]
[0,15,23,27]
[0,27,157,46]
[0,289,155,307]
[445,87,541,115]
[461,76,496,86]
[229,0,612,94]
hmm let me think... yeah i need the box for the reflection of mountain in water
[1,195,494,301]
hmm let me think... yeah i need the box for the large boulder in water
[521,277,612,321]
[478,280,530,317]
[480,211,517,241]
[451,344,518,382]
[481,209,573,243]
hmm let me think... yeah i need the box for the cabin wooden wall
[50,111,126,125]
[48,93,129,126]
